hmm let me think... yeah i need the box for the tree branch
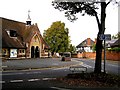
[94,10,101,31]
[106,0,112,6]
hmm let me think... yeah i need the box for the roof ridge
[1,17,26,24]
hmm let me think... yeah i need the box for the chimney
[87,38,91,46]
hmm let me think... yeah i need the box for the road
[1,58,119,89]
[73,58,119,75]
[2,67,74,89]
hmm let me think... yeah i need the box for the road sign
[99,34,111,40]
[99,34,105,40]
[105,34,111,40]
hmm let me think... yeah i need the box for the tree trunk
[94,2,106,73]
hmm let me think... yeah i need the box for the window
[2,49,7,55]
[19,49,25,54]
[10,30,17,37]
[22,50,25,53]
[10,49,17,58]
[19,50,22,53]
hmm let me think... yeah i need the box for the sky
[0,0,118,46]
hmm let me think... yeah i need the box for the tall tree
[68,44,76,54]
[43,21,71,55]
[52,0,119,73]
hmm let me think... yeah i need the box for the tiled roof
[1,17,49,49]
[111,38,120,47]
[76,38,95,48]
[2,29,25,48]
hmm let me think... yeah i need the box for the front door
[35,46,39,58]
[31,46,35,58]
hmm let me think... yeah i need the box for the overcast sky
[0,0,118,46]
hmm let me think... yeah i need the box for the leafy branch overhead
[52,1,100,22]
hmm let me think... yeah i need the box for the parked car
[61,52,71,61]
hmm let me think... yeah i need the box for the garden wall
[72,51,120,61]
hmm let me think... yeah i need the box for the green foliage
[52,1,98,22]
[92,44,96,52]
[68,44,76,54]
[108,47,120,52]
[43,21,71,54]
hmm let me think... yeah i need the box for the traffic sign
[99,34,111,40]
[105,34,111,40]
[99,34,105,40]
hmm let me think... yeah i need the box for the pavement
[1,58,82,72]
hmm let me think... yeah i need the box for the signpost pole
[104,39,106,73]
[99,34,111,73]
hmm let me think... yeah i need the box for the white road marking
[26,71,41,74]
[52,67,68,70]
[10,80,23,83]
[32,72,41,74]
[0,81,5,83]
[1,66,8,68]
[81,64,93,68]
[28,79,40,82]
[1,72,24,76]
[51,87,72,90]
[42,78,56,81]
[1,71,41,76]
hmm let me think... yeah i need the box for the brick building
[0,17,49,59]
[76,38,95,53]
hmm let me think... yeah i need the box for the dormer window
[10,30,17,37]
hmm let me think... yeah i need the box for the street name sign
[99,34,111,40]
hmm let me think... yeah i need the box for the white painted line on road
[51,87,72,90]
[71,59,81,62]
[81,64,93,68]
[1,72,24,76]
[0,81,5,83]
[52,67,68,70]
[26,72,41,74]
[42,78,56,81]
[28,79,40,82]
[1,66,8,68]
[32,72,41,74]
[10,80,23,83]
[1,71,42,76]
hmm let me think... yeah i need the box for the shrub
[108,47,120,52]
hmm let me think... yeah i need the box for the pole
[104,39,106,73]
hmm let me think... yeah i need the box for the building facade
[76,38,95,53]
[0,17,49,59]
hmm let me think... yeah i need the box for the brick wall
[74,51,120,61]
[102,51,120,61]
